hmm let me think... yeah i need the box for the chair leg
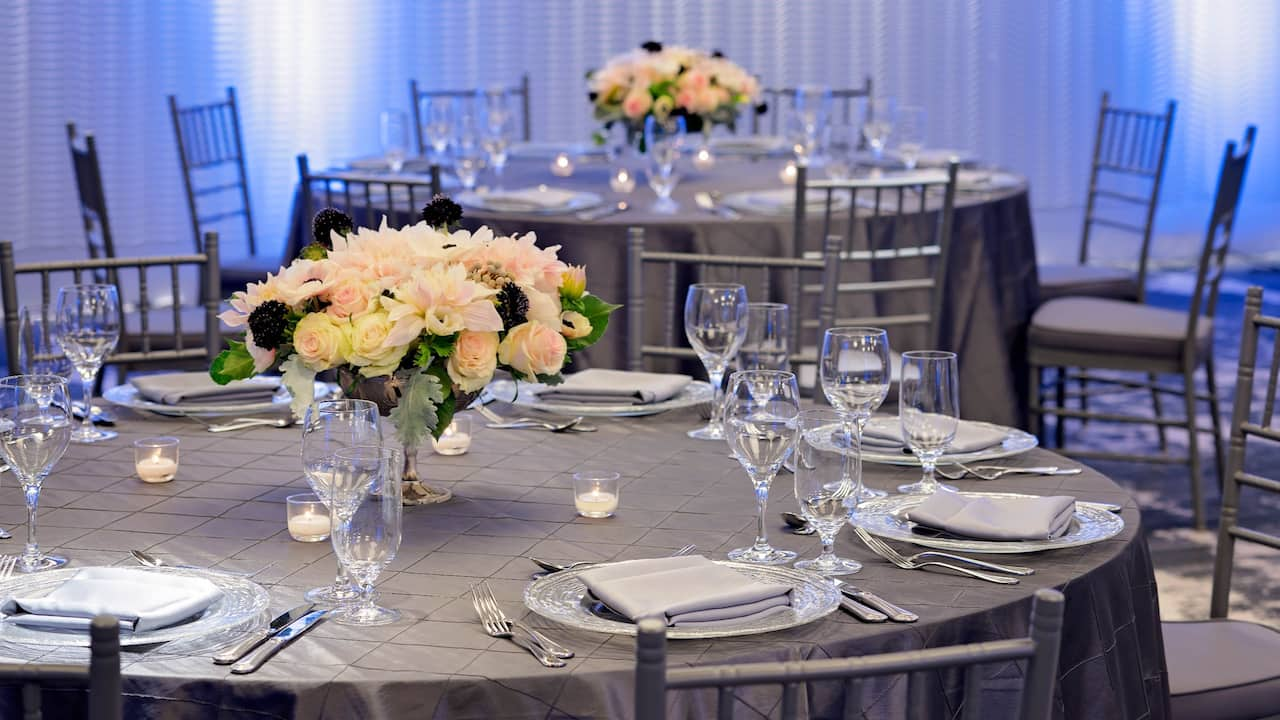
[1182,369,1205,530]
[1054,367,1067,448]
[1028,364,1043,439]
[1149,372,1168,452]
[1204,355,1226,487]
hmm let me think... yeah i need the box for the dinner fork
[936,463,1082,481]
[474,581,574,660]
[850,534,1034,576]
[0,555,17,580]
[470,586,564,668]
[853,527,1019,585]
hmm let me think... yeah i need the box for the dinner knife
[213,603,315,665]
[836,583,918,623]
[839,597,888,623]
[230,608,328,674]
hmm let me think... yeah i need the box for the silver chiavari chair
[409,75,532,153]
[296,154,442,254]
[636,588,1064,720]
[0,614,120,720]
[751,77,873,136]
[65,123,117,268]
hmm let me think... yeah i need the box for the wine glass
[793,408,862,575]
[819,328,891,503]
[821,124,856,181]
[785,109,820,167]
[18,306,73,384]
[738,302,790,372]
[898,350,960,495]
[481,101,512,191]
[379,110,410,173]
[793,84,833,133]
[421,97,454,161]
[301,398,382,605]
[684,283,749,440]
[896,106,926,170]
[55,284,120,444]
[0,375,72,572]
[725,370,801,565]
[860,97,897,162]
[644,114,685,213]
[330,445,403,626]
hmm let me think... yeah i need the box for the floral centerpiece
[210,199,618,504]
[587,41,764,144]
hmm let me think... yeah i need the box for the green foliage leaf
[425,365,456,439]
[535,373,564,386]
[209,340,256,384]
[426,332,458,358]
[388,370,444,449]
[566,294,622,353]
[298,243,328,261]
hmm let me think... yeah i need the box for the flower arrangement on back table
[587,41,765,143]
[210,198,618,464]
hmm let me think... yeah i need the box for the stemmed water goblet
[379,110,410,173]
[819,327,891,503]
[860,97,897,162]
[821,124,856,180]
[896,106,926,170]
[725,369,801,565]
[898,350,960,495]
[301,399,382,605]
[643,114,685,213]
[738,302,790,372]
[330,445,403,626]
[481,92,512,190]
[421,97,454,162]
[55,284,120,444]
[684,283,749,440]
[18,306,73,400]
[0,375,72,572]
[793,408,863,576]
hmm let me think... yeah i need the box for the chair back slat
[65,123,117,268]
[0,614,120,720]
[752,77,873,135]
[169,87,257,257]
[409,75,532,152]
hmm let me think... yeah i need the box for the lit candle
[135,456,177,483]
[609,168,636,193]
[575,489,619,518]
[693,146,715,170]
[550,152,575,177]
[432,417,471,456]
[780,161,798,185]
[287,510,331,542]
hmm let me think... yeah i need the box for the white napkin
[578,556,792,628]
[906,491,1077,541]
[861,415,1007,454]
[1,568,223,633]
[131,372,281,406]
[956,170,1022,191]
[479,187,580,211]
[533,369,691,405]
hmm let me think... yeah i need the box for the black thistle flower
[641,40,663,53]
[495,282,529,329]
[247,300,290,350]
[420,195,463,230]
[711,49,725,58]
[755,102,769,116]
[312,208,353,249]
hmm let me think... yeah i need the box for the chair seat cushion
[1029,297,1211,361]
[1037,264,1139,303]
[1164,619,1280,720]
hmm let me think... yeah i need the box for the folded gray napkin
[533,369,691,405]
[861,415,1007,454]
[1,567,223,632]
[577,555,792,628]
[906,491,1077,541]
[131,372,281,406]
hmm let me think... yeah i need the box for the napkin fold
[906,491,1077,541]
[1,567,223,633]
[860,415,1007,454]
[578,555,792,628]
[532,369,691,405]
[480,187,580,211]
[131,372,281,406]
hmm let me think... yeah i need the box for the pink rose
[447,330,500,392]
[498,321,566,378]
[324,272,377,319]
[622,88,652,119]
[292,313,350,371]
[675,89,696,112]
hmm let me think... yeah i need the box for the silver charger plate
[708,135,788,156]
[851,491,1125,554]
[721,189,853,217]
[856,418,1038,466]
[456,189,603,215]
[0,566,271,647]
[103,381,339,417]
[523,561,840,639]
[485,379,714,417]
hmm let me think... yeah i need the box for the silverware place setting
[213,603,315,665]
[576,200,629,221]
[853,527,1021,585]
[473,403,597,433]
[832,579,918,623]
[529,544,696,574]
[471,580,573,667]
[936,463,1082,481]
[230,607,329,674]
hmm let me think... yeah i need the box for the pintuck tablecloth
[286,155,1039,427]
[0,404,1166,719]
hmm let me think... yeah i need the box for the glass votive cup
[609,167,636,193]
[134,437,179,483]
[431,413,472,456]
[550,152,575,177]
[693,145,715,170]
[286,493,331,542]
[779,160,799,185]
[573,471,620,518]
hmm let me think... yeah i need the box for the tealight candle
[550,152,575,177]
[573,471,620,519]
[432,414,472,456]
[780,161,799,185]
[693,146,715,171]
[609,167,636,193]
[134,437,178,483]
[286,493,331,542]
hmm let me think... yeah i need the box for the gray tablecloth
[286,156,1039,427]
[0,405,1166,719]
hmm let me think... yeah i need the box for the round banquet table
[0,403,1167,719]
[287,154,1039,427]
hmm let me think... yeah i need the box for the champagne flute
[793,408,862,575]
[819,328,891,502]
[331,445,403,626]
[55,284,120,444]
[725,370,800,564]
[379,110,410,173]
[301,399,382,604]
[898,351,960,495]
[684,283,749,440]
[738,302,790,372]
[644,114,685,213]
[860,97,897,162]
[0,375,72,572]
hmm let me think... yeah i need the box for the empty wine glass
[820,327,892,503]
[0,375,72,572]
[896,105,926,170]
[793,84,833,132]
[725,370,800,565]
[481,98,512,191]
[453,143,484,191]
[793,408,862,575]
[785,109,820,167]
[738,302,790,372]
[330,445,403,626]
[821,124,856,180]
[644,114,685,213]
[55,284,120,444]
[899,350,960,495]
[301,399,382,605]
[379,110,410,173]
[421,97,454,160]
[860,97,897,162]
[684,283,749,440]
[19,306,73,383]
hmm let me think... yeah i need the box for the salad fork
[471,586,563,667]
[854,527,1019,585]
[474,581,574,659]
[0,555,17,580]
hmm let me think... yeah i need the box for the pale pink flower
[323,270,379,319]
[270,259,335,307]
[447,330,500,392]
[381,263,502,346]
[292,312,350,371]
[622,87,652,119]
[462,231,567,294]
[245,330,277,373]
[498,321,566,378]
[525,288,562,328]
[560,311,592,340]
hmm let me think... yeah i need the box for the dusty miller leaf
[388,370,443,448]
[279,355,317,420]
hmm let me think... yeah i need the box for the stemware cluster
[784,85,928,175]
[412,88,515,190]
